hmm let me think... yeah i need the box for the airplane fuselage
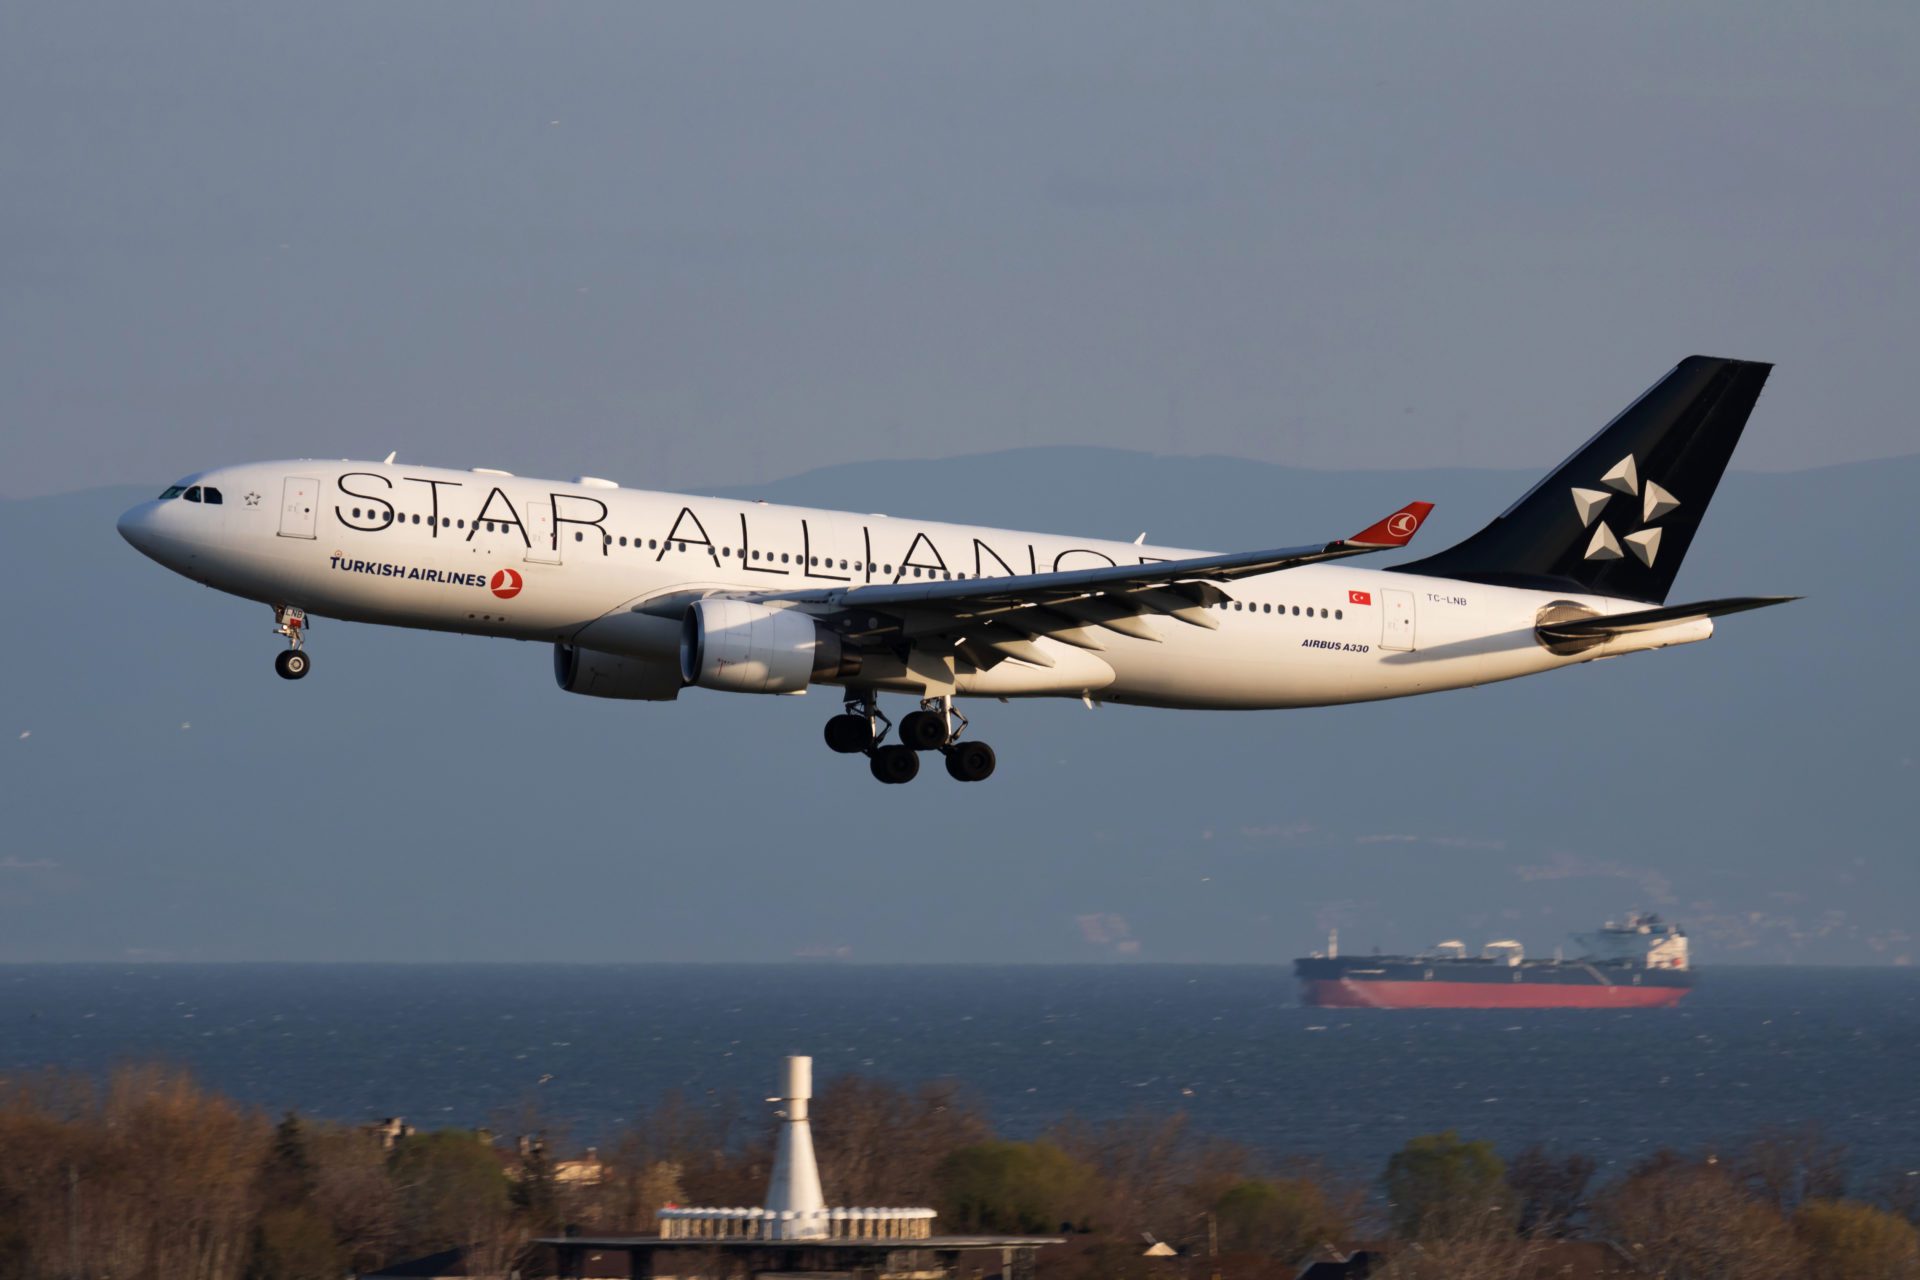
[116,459,1703,711]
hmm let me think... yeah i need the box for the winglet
[1344,502,1434,549]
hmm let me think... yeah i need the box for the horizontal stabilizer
[1536,595,1799,642]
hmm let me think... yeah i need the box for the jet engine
[553,643,683,701]
[679,599,859,694]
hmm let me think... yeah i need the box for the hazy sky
[3,2,1916,500]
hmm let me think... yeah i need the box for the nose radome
[117,501,163,555]
[117,503,148,548]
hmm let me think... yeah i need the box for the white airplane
[119,355,1793,784]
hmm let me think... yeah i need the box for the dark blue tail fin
[1394,356,1772,604]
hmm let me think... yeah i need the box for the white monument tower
[764,1055,828,1238]
[656,1054,938,1243]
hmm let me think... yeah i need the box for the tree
[305,1126,401,1274]
[812,1074,990,1206]
[605,1090,768,1210]
[1795,1199,1920,1280]
[265,1113,313,1198]
[1596,1158,1805,1280]
[1381,1132,1510,1241]
[1735,1124,1848,1214]
[1048,1112,1252,1243]
[936,1141,1099,1234]
[388,1130,515,1258]
[1506,1144,1596,1237]
[96,1066,268,1280]
[250,1205,342,1280]
[1211,1177,1348,1263]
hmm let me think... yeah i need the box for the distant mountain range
[3,449,1913,964]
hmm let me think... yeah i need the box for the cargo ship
[1294,914,1692,1009]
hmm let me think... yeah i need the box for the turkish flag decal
[1348,589,1372,605]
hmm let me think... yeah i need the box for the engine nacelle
[553,643,683,701]
[679,599,858,694]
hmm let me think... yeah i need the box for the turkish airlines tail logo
[1347,501,1434,548]
[490,568,523,599]
[1349,590,1373,606]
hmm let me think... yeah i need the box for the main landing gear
[272,605,310,680]
[825,695,995,784]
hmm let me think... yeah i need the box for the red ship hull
[1302,979,1689,1010]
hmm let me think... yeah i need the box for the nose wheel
[272,605,310,680]
[829,695,995,783]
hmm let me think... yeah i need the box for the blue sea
[2,965,1915,1186]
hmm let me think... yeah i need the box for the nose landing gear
[828,694,995,783]
[272,605,310,680]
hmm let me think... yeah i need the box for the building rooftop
[539,1236,1068,1251]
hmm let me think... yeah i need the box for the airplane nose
[117,502,156,552]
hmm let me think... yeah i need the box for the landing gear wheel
[824,714,875,754]
[274,650,310,681]
[944,740,996,782]
[899,710,952,751]
[868,745,920,785]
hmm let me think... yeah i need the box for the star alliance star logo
[1571,454,1678,567]
[244,491,262,507]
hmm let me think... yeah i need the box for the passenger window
[412,514,421,524]
[1335,609,1343,620]
[1263,603,1272,613]
[441,517,449,527]
[184,486,202,502]
[1321,608,1329,618]
[575,532,585,542]
[203,488,223,504]
[352,507,362,518]
[1292,606,1300,616]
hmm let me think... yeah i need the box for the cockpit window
[202,487,223,505]
[184,486,203,502]
[159,486,185,500]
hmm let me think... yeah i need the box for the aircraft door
[525,498,561,564]
[278,477,319,539]
[1381,589,1416,651]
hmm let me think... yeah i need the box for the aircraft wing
[752,501,1434,660]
